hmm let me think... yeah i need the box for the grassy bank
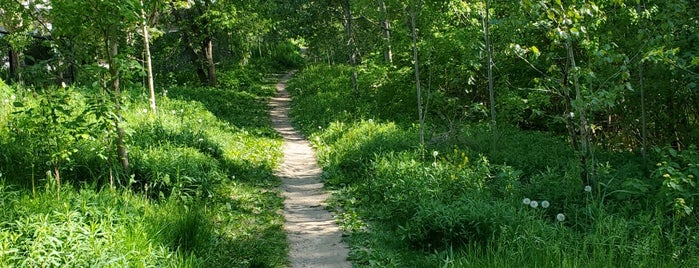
[0,68,287,267]
[287,64,699,267]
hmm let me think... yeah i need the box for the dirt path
[270,72,351,268]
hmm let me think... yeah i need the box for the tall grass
[288,63,699,267]
[0,67,287,267]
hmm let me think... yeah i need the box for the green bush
[130,145,224,199]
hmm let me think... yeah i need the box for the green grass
[0,67,287,267]
[288,63,699,267]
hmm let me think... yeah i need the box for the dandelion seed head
[557,213,566,222]
[432,151,439,157]
[584,185,592,192]
[541,200,550,208]
[523,198,531,205]
[530,200,539,208]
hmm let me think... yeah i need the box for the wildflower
[10,95,16,100]
[180,109,184,114]
[142,109,148,113]
[198,118,203,123]
[432,151,439,157]
[530,201,539,208]
[584,185,592,192]
[523,198,531,205]
[3,99,8,104]
[198,138,204,142]
[170,110,176,115]
[556,213,566,222]
[541,200,550,208]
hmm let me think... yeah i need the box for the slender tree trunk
[483,0,495,125]
[203,36,216,87]
[107,34,130,173]
[640,63,647,160]
[202,0,216,87]
[378,0,393,64]
[8,48,20,83]
[566,39,590,185]
[343,0,359,95]
[141,1,156,113]
[53,165,61,199]
[410,0,425,146]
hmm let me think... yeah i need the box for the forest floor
[270,71,351,268]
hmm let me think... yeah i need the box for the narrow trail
[270,72,352,268]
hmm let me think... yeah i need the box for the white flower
[10,95,16,100]
[179,109,184,113]
[569,112,575,118]
[198,118,203,123]
[523,198,531,205]
[530,200,539,208]
[142,109,148,113]
[198,138,204,142]
[541,200,550,208]
[584,185,592,192]
[556,213,566,222]
[170,110,176,115]
[3,99,8,104]
[432,151,439,157]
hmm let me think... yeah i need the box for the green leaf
[530,46,541,57]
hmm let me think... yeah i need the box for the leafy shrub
[130,145,224,199]
[269,40,304,70]
[313,120,416,185]
[402,195,516,250]
[652,145,699,220]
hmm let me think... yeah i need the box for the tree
[51,0,146,174]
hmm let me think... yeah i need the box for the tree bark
[378,0,393,64]
[483,0,495,125]
[107,34,130,173]
[8,48,20,83]
[343,0,359,95]
[203,36,217,87]
[566,39,591,185]
[141,0,156,113]
[410,0,425,146]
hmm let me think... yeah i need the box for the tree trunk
[410,0,425,146]
[107,34,130,173]
[8,48,20,83]
[378,0,393,64]
[483,0,495,125]
[566,39,591,185]
[141,1,156,113]
[203,36,217,87]
[343,0,359,95]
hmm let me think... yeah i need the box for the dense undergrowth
[0,66,287,267]
[288,64,699,267]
